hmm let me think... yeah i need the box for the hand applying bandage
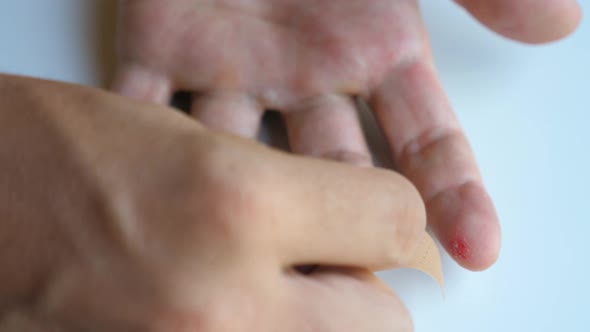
[1,74,441,331]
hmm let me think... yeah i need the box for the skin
[0,74,428,331]
[113,0,582,271]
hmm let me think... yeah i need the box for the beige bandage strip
[403,233,444,290]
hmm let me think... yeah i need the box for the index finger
[266,150,427,271]
[370,59,501,271]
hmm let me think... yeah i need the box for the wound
[450,238,472,261]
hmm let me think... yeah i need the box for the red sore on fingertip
[450,238,472,261]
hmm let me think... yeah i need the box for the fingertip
[511,1,582,44]
[564,3,584,40]
[446,221,501,271]
[428,180,501,271]
[457,0,583,44]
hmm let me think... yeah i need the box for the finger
[370,60,501,271]
[284,94,372,166]
[265,149,427,271]
[454,0,582,43]
[285,268,413,332]
[112,63,172,104]
[191,91,264,138]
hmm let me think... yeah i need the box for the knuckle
[202,176,267,244]
[107,132,272,260]
[193,139,273,249]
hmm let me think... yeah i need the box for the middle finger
[284,94,372,166]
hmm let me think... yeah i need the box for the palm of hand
[114,0,581,270]
[118,0,422,105]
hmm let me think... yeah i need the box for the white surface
[1,1,589,331]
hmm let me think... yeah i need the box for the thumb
[455,0,582,43]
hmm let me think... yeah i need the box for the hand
[112,0,582,271]
[0,74,426,331]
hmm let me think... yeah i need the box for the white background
[1,1,589,331]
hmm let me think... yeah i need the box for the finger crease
[397,126,462,162]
